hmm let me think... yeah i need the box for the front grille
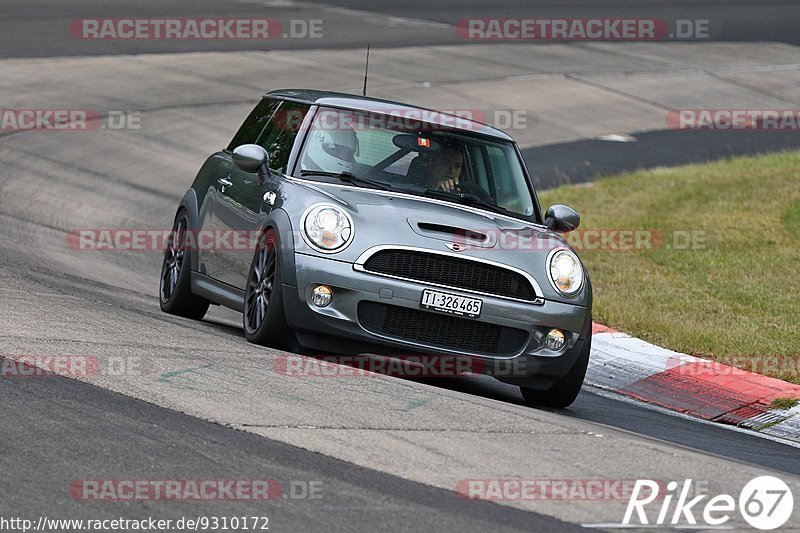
[358,301,528,356]
[362,249,537,301]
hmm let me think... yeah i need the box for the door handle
[217,177,233,192]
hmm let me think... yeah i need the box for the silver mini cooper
[160,89,592,407]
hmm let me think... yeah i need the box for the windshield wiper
[300,170,392,191]
[423,189,512,216]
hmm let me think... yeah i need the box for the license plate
[420,289,482,318]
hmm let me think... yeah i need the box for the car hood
[281,180,588,305]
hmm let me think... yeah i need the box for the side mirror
[545,204,580,233]
[232,144,270,177]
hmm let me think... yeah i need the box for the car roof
[264,89,514,141]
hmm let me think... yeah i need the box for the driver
[410,142,464,192]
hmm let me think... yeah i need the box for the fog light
[311,285,333,307]
[545,329,566,351]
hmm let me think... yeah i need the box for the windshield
[296,107,538,220]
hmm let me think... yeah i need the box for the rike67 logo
[623,476,794,530]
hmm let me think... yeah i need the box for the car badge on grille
[445,242,465,252]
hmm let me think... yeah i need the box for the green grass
[539,151,800,383]
[771,397,799,410]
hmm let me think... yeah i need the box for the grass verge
[771,397,799,410]
[538,151,800,383]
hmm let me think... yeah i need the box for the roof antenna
[362,44,370,96]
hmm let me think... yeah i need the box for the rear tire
[520,332,591,408]
[243,229,296,350]
[159,210,210,320]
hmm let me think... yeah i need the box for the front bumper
[282,251,591,383]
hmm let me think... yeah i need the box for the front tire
[520,332,591,408]
[243,229,295,349]
[159,210,210,320]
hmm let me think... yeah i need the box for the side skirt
[191,272,245,313]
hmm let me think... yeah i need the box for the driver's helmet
[303,120,359,173]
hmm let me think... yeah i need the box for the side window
[486,145,532,215]
[227,99,280,150]
[256,102,310,174]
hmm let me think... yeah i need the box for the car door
[206,100,310,289]
[197,98,279,285]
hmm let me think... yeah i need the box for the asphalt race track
[522,129,800,188]
[1,1,800,530]
[2,0,800,57]
[0,354,577,531]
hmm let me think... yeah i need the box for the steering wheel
[454,182,493,204]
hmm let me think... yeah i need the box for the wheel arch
[258,208,297,287]
[176,188,200,271]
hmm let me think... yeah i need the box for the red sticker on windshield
[418,138,431,148]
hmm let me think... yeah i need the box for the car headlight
[548,249,584,297]
[302,204,354,253]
